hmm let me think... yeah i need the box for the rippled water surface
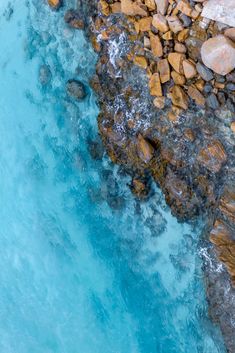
[0,1,226,353]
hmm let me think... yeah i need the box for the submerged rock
[47,0,62,10]
[64,9,85,29]
[66,79,87,100]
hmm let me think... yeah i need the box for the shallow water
[0,1,226,353]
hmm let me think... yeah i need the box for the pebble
[196,62,214,82]
[206,93,219,110]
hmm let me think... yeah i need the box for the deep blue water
[0,1,226,353]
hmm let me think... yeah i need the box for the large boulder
[201,35,235,76]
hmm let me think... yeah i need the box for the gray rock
[66,79,87,99]
[226,83,235,91]
[39,65,52,85]
[206,93,220,110]
[196,62,214,81]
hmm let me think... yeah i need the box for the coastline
[51,0,234,351]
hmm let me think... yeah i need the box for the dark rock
[66,79,87,99]
[203,83,213,94]
[48,0,63,10]
[226,98,235,113]
[226,83,235,91]
[217,92,226,105]
[196,62,214,81]
[39,65,52,85]
[64,9,85,29]
[226,72,235,83]
[88,140,104,160]
[206,93,219,110]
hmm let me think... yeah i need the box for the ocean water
[0,1,226,353]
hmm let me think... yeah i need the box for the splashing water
[0,1,226,353]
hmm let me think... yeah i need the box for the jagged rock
[197,140,227,173]
[152,14,169,32]
[169,85,188,110]
[168,52,185,74]
[64,9,84,29]
[188,85,205,106]
[137,134,154,163]
[167,16,184,34]
[171,71,186,85]
[120,0,147,17]
[150,33,163,57]
[66,79,87,99]
[158,59,170,83]
[201,35,235,76]
[202,0,235,27]
[149,73,162,96]
[155,0,168,15]
[182,59,197,79]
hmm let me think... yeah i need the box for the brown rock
[138,17,152,31]
[149,73,163,96]
[219,187,235,222]
[99,0,110,15]
[167,16,184,33]
[188,85,205,106]
[169,85,188,110]
[144,0,156,11]
[133,56,148,69]
[197,140,227,173]
[121,0,148,16]
[158,59,170,83]
[231,122,235,133]
[183,59,197,79]
[137,134,154,163]
[155,0,169,15]
[171,71,186,85]
[48,0,62,9]
[177,0,192,17]
[150,33,163,57]
[152,14,169,33]
[177,29,189,42]
[174,42,187,53]
[110,3,122,13]
[162,31,173,40]
[201,35,235,76]
[168,52,185,73]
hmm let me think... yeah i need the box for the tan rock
[48,0,62,9]
[138,17,152,31]
[153,96,165,109]
[150,33,163,57]
[99,0,110,15]
[231,122,235,133]
[201,35,235,76]
[183,59,197,79]
[174,42,187,53]
[145,0,156,11]
[152,14,169,32]
[137,134,154,163]
[155,0,169,15]
[121,0,148,16]
[169,85,188,110]
[194,79,205,92]
[133,56,148,69]
[168,52,185,73]
[149,73,163,96]
[158,59,170,83]
[197,140,227,173]
[224,28,235,42]
[171,71,186,85]
[177,29,189,42]
[162,31,173,40]
[188,85,205,106]
[167,16,184,33]
[177,0,192,17]
[110,3,121,13]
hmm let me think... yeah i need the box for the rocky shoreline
[49,0,235,351]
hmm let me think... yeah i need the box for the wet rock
[131,178,150,198]
[206,93,219,110]
[196,62,213,81]
[197,140,227,173]
[48,0,62,10]
[201,35,235,76]
[136,134,154,163]
[39,65,51,85]
[66,79,87,99]
[88,140,104,160]
[64,9,85,29]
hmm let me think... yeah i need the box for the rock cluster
[98,0,235,120]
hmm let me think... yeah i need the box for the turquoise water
[0,1,225,353]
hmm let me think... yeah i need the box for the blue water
[0,1,226,353]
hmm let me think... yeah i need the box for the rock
[174,42,187,53]
[153,96,165,108]
[48,0,62,10]
[188,85,205,106]
[155,0,169,15]
[197,140,227,173]
[137,134,154,163]
[183,59,197,79]
[206,93,220,110]
[168,52,185,73]
[177,0,192,17]
[138,17,152,31]
[145,0,156,11]
[133,56,148,69]
[99,0,110,15]
[226,83,235,91]
[110,2,122,13]
[64,9,84,29]
[149,73,162,96]
[121,0,147,17]
[231,122,235,133]
[66,79,87,99]
[224,28,235,42]
[167,16,184,34]
[171,71,186,85]
[39,65,51,85]
[201,35,235,76]
[157,58,170,83]
[196,62,214,81]
[131,178,149,198]
[202,0,235,27]
[150,33,163,57]
[152,14,169,33]
[169,85,188,110]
